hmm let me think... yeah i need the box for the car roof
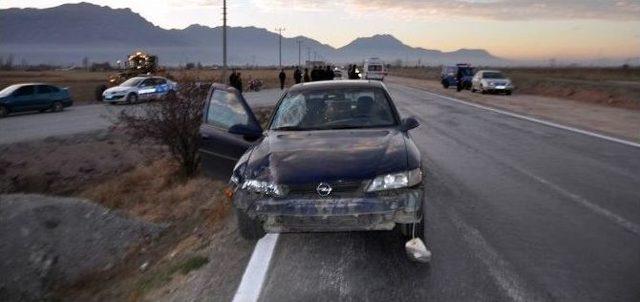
[8,83,50,87]
[288,80,386,92]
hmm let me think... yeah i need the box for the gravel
[0,194,164,301]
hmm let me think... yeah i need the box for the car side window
[14,86,35,96]
[155,78,167,85]
[36,85,53,94]
[141,79,154,87]
[206,89,249,129]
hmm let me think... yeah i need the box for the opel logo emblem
[316,182,332,197]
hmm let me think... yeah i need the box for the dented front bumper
[233,187,423,233]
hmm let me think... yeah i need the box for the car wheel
[0,106,8,118]
[506,90,512,95]
[442,80,449,89]
[471,87,477,93]
[52,101,63,112]
[126,93,138,104]
[235,208,265,240]
[398,215,425,239]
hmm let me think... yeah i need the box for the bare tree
[117,80,209,178]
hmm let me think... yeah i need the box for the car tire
[506,90,512,95]
[398,214,425,239]
[442,80,449,89]
[52,101,63,112]
[236,208,265,240]
[126,93,138,104]
[471,87,477,93]
[0,105,8,118]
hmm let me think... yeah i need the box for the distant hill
[0,2,504,66]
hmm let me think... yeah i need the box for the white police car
[102,76,177,104]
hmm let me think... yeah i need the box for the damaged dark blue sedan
[200,81,424,239]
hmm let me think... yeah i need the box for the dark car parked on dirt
[199,80,424,240]
[0,83,72,118]
[441,64,475,90]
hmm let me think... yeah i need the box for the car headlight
[366,168,422,192]
[241,179,287,197]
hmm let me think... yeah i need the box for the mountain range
[0,2,505,66]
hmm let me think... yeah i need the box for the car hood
[244,129,408,184]
[104,86,134,94]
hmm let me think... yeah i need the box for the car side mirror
[400,117,420,132]
[229,123,263,141]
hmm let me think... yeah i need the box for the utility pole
[296,40,302,67]
[275,27,285,68]
[306,47,311,63]
[222,0,227,83]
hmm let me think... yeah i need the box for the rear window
[368,65,383,72]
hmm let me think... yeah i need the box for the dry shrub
[118,79,209,178]
[81,157,228,223]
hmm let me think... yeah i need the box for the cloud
[255,0,640,20]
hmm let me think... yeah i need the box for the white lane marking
[447,207,543,302]
[400,85,640,149]
[232,233,280,302]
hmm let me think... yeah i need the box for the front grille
[287,180,364,195]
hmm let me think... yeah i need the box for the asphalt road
[254,83,640,301]
[0,89,282,145]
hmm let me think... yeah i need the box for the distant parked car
[0,83,72,118]
[471,70,514,95]
[102,76,177,104]
[441,64,475,89]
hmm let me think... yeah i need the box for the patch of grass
[175,256,209,275]
[135,255,209,295]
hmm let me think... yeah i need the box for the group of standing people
[278,65,339,90]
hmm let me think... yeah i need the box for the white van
[363,58,386,81]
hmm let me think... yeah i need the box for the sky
[1,0,640,60]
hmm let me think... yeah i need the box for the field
[389,66,640,109]
[0,68,287,104]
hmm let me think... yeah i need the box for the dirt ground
[0,130,253,301]
[389,66,640,110]
[387,76,640,142]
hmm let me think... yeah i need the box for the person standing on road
[235,72,243,93]
[456,68,464,92]
[326,66,335,80]
[294,67,302,84]
[303,68,310,82]
[310,66,318,82]
[279,69,286,90]
[229,69,237,88]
